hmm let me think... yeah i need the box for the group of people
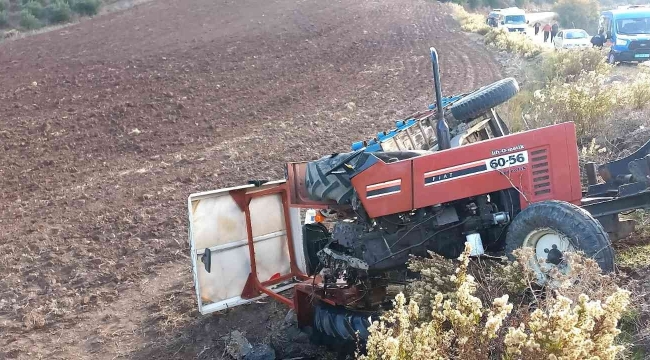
[533,22,559,43]
[533,20,607,48]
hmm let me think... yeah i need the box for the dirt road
[0,0,502,358]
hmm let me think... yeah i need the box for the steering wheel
[324,148,366,176]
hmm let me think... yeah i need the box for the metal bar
[585,162,598,185]
[582,191,650,217]
[488,108,505,137]
[243,205,259,288]
[200,283,297,314]
[256,284,295,308]
[196,231,287,255]
[281,188,309,280]
[416,121,429,148]
[405,127,417,150]
[261,273,295,286]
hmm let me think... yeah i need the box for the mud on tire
[505,200,615,273]
[449,78,519,123]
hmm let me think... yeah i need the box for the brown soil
[0,0,502,358]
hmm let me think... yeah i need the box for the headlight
[616,39,628,46]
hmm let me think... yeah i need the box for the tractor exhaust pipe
[430,47,451,151]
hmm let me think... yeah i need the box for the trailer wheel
[311,303,374,353]
[505,200,614,284]
[449,78,519,123]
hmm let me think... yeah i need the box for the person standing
[591,29,606,48]
[534,22,541,35]
[543,23,551,42]
[551,22,559,42]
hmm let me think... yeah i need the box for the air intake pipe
[430,47,451,151]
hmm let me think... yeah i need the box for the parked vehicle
[600,6,650,64]
[553,29,592,50]
[496,7,528,33]
[486,9,501,27]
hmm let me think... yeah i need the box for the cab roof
[602,7,650,19]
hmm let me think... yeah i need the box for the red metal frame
[229,183,310,308]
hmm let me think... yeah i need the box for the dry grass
[484,28,543,59]
[449,4,491,35]
[450,4,542,59]
[541,48,611,83]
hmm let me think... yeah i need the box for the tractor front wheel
[448,78,519,124]
[504,200,615,283]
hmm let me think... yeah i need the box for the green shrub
[554,0,600,34]
[20,9,42,29]
[24,1,46,20]
[0,0,9,12]
[484,28,543,59]
[72,0,101,16]
[46,0,72,24]
[541,48,610,83]
[0,10,8,28]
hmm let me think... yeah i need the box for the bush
[0,0,9,12]
[20,9,42,29]
[541,48,610,83]
[450,4,491,35]
[497,89,534,132]
[554,0,600,34]
[484,28,543,59]
[72,0,101,16]
[0,10,8,28]
[24,1,46,20]
[625,72,650,110]
[525,71,621,142]
[46,0,72,24]
[359,245,631,360]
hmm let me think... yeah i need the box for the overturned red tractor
[187,48,650,348]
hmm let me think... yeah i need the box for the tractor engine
[302,150,519,283]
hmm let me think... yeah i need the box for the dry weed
[359,245,631,360]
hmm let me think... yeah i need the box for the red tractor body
[351,122,582,218]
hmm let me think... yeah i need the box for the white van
[497,7,528,33]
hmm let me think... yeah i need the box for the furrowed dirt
[0,0,502,358]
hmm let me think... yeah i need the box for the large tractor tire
[505,200,615,283]
[311,303,374,354]
[448,78,519,124]
[305,154,356,204]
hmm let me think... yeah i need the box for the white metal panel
[188,181,306,314]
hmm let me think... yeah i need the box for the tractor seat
[372,150,432,163]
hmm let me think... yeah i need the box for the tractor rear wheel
[448,78,519,124]
[311,303,375,353]
[504,200,614,283]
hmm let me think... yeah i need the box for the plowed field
[0,0,502,358]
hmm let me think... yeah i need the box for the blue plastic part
[350,93,466,152]
[428,95,463,110]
